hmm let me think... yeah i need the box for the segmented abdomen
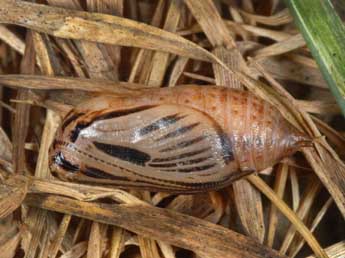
[49,86,309,192]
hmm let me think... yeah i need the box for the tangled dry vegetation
[0,0,344,258]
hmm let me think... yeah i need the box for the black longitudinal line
[69,105,156,143]
[61,112,85,130]
[156,122,200,142]
[69,122,90,143]
[58,141,228,189]
[162,163,216,173]
[152,147,211,162]
[149,155,212,168]
[159,135,206,152]
[55,141,186,190]
[93,142,151,166]
[83,166,129,181]
[81,167,167,188]
[78,176,187,192]
[92,105,156,122]
[53,151,79,172]
[138,113,187,136]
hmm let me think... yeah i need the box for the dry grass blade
[291,197,333,258]
[138,237,161,258]
[247,175,328,258]
[25,23,63,258]
[128,0,166,84]
[239,8,293,26]
[289,168,300,212]
[48,0,120,81]
[213,47,245,89]
[302,147,345,217]
[13,32,35,175]
[0,74,149,93]
[0,127,12,173]
[0,176,28,219]
[34,110,60,178]
[87,222,102,258]
[183,72,215,83]
[184,0,236,48]
[1,233,21,258]
[59,241,87,258]
[0,225,23,258]
[253,34,306,59]
[296,100,340,115]
[25,194,287,258]
[279,178,322,254]
[0,1,216,63]
[158,241,175,258]
[146,0,183,87]
[168,56,189,86]
[24,209,48,258]
[0,25,25,55]
[108,227,125,258]
[28,177,146,205]
[254,56,327,88]
[312,117,345,159]
[231,22,292,41]
[267,164,289,247]
[306,241,345,258]
[47,214,72,258]
[233,179,265,243]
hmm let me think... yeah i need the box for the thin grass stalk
[247,175,328,258]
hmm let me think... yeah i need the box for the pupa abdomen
[49,85,310,193]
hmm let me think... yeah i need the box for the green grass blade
[285,0,345,117]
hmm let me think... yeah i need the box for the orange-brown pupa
[49,85,311,193]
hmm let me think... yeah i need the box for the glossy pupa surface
[50,85,310,193]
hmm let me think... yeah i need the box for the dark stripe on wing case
[93,142,151,166]
[69,105,156,142]
[156,122,200,141]
[162,163,216,173]
[61,112,85,130]
[92,105,156,122]
[138,114,186,136]
[160,135,206,152]
[70,123,90,142]
[218,132,234,163]
[83,166,128,181]
[152,147,211,162]
[53,152,79,172]
[149,155,212,168]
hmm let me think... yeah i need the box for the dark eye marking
[93,142,151,166]
[162,163,217,173]
[53,152,79,172]
[61,112,85,130]
[156,122,200,141]
[152,147,211,162]
[83,166,128,180]
[138,114,186,136]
